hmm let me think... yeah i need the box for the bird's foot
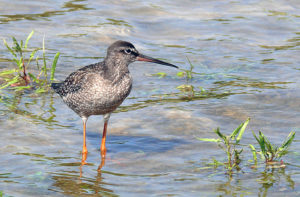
[98,148,107,171]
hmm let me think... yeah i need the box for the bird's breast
[88,74,132,115]
[63,72,132,117]
[101,74,133,106]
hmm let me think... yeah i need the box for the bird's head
[106,40,178,68]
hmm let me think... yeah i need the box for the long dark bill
[137,54,178,69]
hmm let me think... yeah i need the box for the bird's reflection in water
[98,149,107,171]
[52,165,115,196]
[69,135,187,196]
[79,134,187,175]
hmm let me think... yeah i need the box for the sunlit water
[0,0,299,196]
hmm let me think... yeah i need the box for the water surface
[0,0,299,196]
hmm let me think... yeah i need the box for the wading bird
[52,40,178,167]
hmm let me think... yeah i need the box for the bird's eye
[124,49,132,54]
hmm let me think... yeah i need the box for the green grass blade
[281,131,295,149]
[185,56,194,80]
[261,132,274,153]
[186,56,194,70]
[12,58,19,65]
[28,73,38,83]
[14,85,31,91]
[35,55,40,70]
[42,35,47,79]
[12,37,22,53]
[35,87,47,93]
[254,131,266,155]
[25,30,34,49]
[196,137,221,143]
[230,122,243,139]
[259,134,266,155]
[277,149,289,158]
[50,52,60,81]
[26,48,39,68]
[231,118,250,142]
[177,71,185,77]
[18,57,23,69]
[249,144,257,163]
[214,127,226,141]
[0,69,17,76]
[153,72,167,78]
[3,39,17,57]
[265,140,273,153]
[0,76,19,89]
[252,131,259,143]
[236,118,250,143]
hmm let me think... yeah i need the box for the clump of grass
[176,56,194,81]
[198,119,296,174]
[0,31,60,93]
[151,57,209,99]
[176,57,197,96]
[250,131,295,164]
[151,56,195,84]
[197,118,250,173]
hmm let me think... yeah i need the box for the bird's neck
[103,58,130,83]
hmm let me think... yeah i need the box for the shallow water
[0,0,300,196]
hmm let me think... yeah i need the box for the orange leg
[100,121,108,154]
[81,117,88,165]
[98,122,108,171]
[99,114,110,171]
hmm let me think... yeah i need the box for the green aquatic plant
[152,56,194,82]
[152,72,167,78]
[251,131,295,164]
[0,30,60,93]
[176,56,194,81]
[249,144,258,165]
[197,118,250,172]
[151,57,206,99]
[175,57,208,99]
[176,56,195,95]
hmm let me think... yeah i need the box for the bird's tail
[51,83,62,93]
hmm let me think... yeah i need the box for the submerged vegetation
[152,57,207,99]
[150,56,290,104]
[197,118,249,173]
[197,118,296,175]
[0,30,60,93]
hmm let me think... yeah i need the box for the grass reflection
[259,32,300,50]
[0,89,70,128]
[258,167,295,196]
[98,18,133,28]
[214,79,291,89]
[195,159,297,196]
